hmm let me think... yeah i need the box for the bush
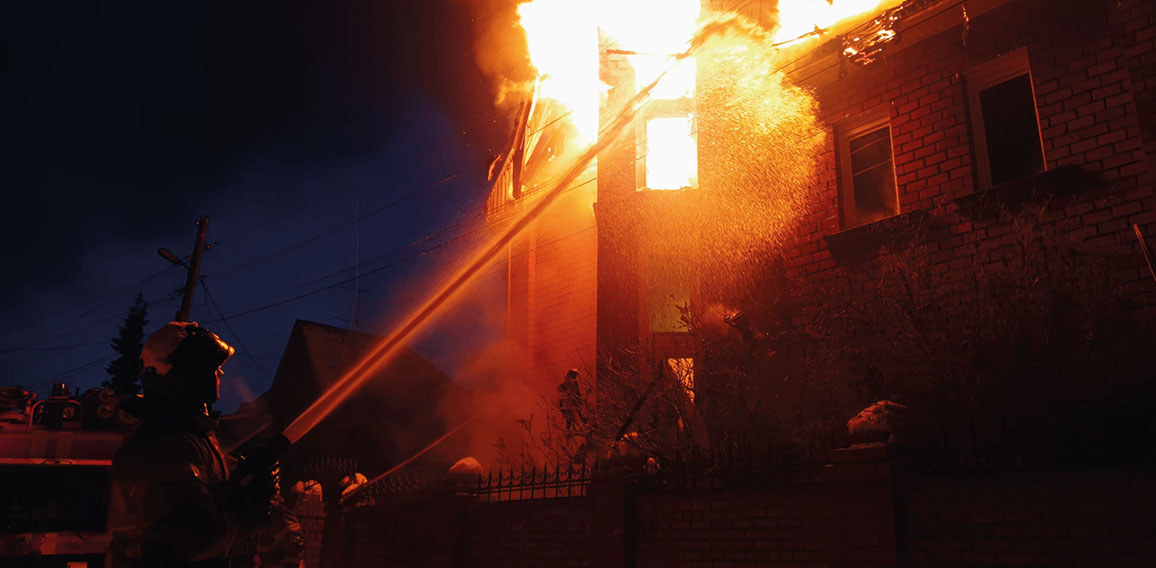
[813,207,1156,472]
[505,207,1156,475]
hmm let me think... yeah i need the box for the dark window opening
[846,125,899,227]
[979,74,1044,186]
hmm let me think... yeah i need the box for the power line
[206,172,465,281]
[190,6,826,326]
[6,340,106,353]
[199,221,492,323]
[0,266,178,340]
[197,170,595,321]
[0,292,179,356]
[21,353,116,393]
[199,277,273,381]
[200,176,601,325]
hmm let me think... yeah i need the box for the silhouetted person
[107,322,294,567]
[558,369,584,431]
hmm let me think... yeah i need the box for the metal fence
[353,461,592,505]
[474,462,590,502]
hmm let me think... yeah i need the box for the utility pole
[172,216,210,322]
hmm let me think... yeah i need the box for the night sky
[2,1,521,412]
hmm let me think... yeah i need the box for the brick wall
[465,498,592,567]
[585,0,1156,376]
[902,470,1156,567]
[340,493,475,568]
[339,493,590,568]
[634,480,896,567]
[526,207,598,383]
[504,191,599,388]
[336,464,1156,567]
[291,495,326,568]
[776,0,1155,299]
[1116,0,1156,188]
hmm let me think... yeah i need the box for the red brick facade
[338,459,1156,567]
[583,0,1156,370]
[497,190,599,388]
[782,0,1155,284]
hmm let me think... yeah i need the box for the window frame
[836,110,900,230]
[963,47,1047,189]
[636,98,697,191]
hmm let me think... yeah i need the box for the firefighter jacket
[107,405,242,567]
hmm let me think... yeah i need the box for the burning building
[487,0,1155,402]
[331,0,1156,565]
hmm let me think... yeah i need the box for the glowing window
[643,115,698,190]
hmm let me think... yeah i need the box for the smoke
[452,0,537,107]
[416,267,553,470]
[403,4,832,471]
[228,374,258,404]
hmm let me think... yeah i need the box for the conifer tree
[104,292,149,395]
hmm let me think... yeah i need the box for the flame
[773,0,889,44]
[517,0,600,141]
[599,0,701,98]
[514,0,894,191]
[517,0,701,149]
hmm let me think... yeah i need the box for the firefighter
[558,369,584,431]
[107,322,298,567]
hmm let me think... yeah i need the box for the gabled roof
[222,320,469,477]
[266,319,457,426]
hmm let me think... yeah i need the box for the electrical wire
[198,170,600,324]
[206,172,464,281]
[199,277,273,381]
[10,1,847,368]
[0,266,177,341]
[21,353,116,393]
[0,292,179,356]
[198,3,781,315]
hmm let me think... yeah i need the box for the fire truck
[0,384,130,567]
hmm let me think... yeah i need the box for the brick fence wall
[293,495,326,568]
[465,498,592,567]
[339,491,590,568]
[902,470,1156,567]
[336,461,1156,567]
[634,478,896,567]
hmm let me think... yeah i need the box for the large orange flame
[514,0,895,189]
[517,0,700,155]
[773,0,890,44]
[516,0,600,141]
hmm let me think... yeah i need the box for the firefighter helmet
[140,322,234,404]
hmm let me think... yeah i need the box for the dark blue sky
[2,1,520,412]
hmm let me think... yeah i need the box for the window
[635,55,697,191]
[965,48,1045,188]
[646,258,690,333]
[837,113,899,229]
[642,114,697,190]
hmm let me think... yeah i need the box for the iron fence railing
[474,462,590,502]
[348,444,886,505]
[353,461,592,505]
